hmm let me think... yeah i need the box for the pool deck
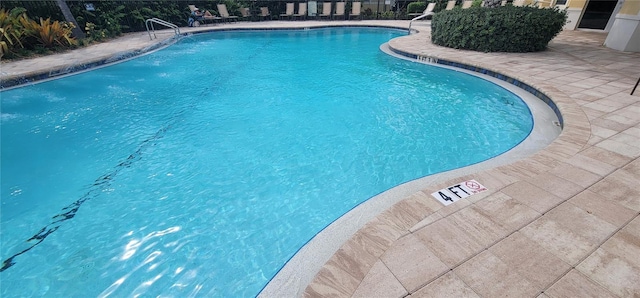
[2,20,639,297]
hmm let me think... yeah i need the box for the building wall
[564,0,586,30]
[620,0,640,15]
[604,0,640,51]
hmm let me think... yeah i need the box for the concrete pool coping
[1,20,638,298]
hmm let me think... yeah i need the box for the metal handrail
[145,18,180,40]
[408,13,432,34]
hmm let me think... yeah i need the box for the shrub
[20,17,77,49]
[0,8,27,58]
[407,2,427,13]
[363,7,374,19]
[0,7,78,59]
[73,4,126,42]
[220,0,241,16]
[432,0,453,12]
[378,11,397,20]
[431,6,567,52]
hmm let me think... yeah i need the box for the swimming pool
[0,28,533,297]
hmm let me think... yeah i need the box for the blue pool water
[0,28,532,297]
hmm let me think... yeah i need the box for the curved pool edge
[0,22,411,91]
[0,35,180,91]
[261,31,593,297]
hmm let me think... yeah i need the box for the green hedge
[431,6,567,52]
[407,2,427,13]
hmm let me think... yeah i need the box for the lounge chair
[408,2,436,19]
[334,2,346,19]
[188,5,218,26]
[260,7,272,20]
[217,4,239,22]
[293,2,307,20]
[319,2,332,19]
[349,2,361,20]
[461,0,473,8]
[203,10,222,24]
[445,0,457,10]
[239,7,252,21]
[280,3,295,20]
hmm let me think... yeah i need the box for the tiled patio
[1,20,638,298]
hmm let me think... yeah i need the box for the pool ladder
[145,18,181,40]
[408,13,431,34]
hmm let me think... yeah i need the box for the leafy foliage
[483,0,502,8]
[378,11,397,19]
[431,0,455,12]
[431,6,567,52]
[20,17,77,48]
[0,7,77,58]
[72,3,127,41]
[0,8,27,58]
[220,0,241,16]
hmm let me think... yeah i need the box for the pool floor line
[0,122,172,272]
